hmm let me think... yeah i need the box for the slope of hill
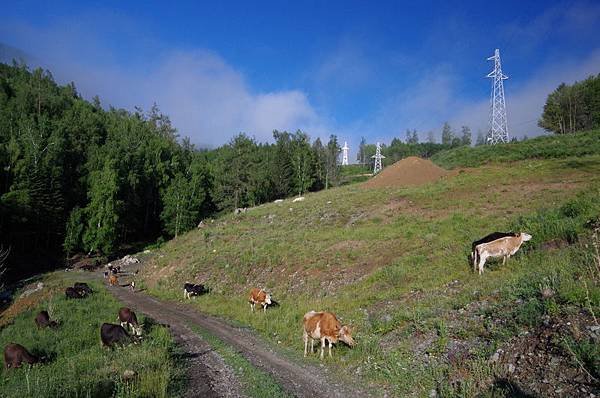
[431,129,600,169]
[140,144,600,396]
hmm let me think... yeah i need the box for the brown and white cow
[474,232,532,275]
[248,288,272,313]
[303,311,355,359]
[118,307,142,336]
[109,275,118,286]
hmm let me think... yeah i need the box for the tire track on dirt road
[108,284,370,398]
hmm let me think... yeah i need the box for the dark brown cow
[4,343,38,369]
[34,311,58,329]
[118,307,142,336]
[65,287,84,299]
[100,323,132,347]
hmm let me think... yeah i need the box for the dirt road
[109,284,369,398]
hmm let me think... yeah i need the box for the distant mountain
[0,43,36,66]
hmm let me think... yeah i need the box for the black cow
[471,231,518,265]
[4,343,38,369]
[100,323,132,347]
[183,283,208,299]
[35,311,58,329]
[74,282,92,295]
[65,287,85,299]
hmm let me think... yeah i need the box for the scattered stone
[541,287,555,299]
[508,364,516,373]
[429,388,437,398]
[274,199,284,203]
[292,196,305,203]
[122,369,136,381]
[19,282,44,298]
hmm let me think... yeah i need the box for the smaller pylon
[372,142,385,174]
[342,141,349,166]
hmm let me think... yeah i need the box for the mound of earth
[363,156,449,188]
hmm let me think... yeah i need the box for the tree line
[0,63,351,271]
[539,73,600,134]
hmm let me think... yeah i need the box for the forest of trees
[0,63,352,273]
[539,73,600,134]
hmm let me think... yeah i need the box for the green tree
[325,135,341,189]
[460,126,472,146]
[441,122,454,145]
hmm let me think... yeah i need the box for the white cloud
[0,17,330,147]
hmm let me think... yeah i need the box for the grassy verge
[189,324,290,398]
[0,272,185,397]
[431,129,600,169]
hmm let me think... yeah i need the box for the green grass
[189,325,290,398]
[142,150,600,396]
[431,129,600,169]
[0,273,184,398]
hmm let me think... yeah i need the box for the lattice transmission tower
[372,142,385,174]
[341,141,349,166]
[486,49,509,144]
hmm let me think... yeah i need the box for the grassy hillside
[431,129,600,169]
[141,147,600,396]
[0,273,183,397]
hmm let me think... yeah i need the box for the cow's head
[265,293,272,305]
[520,232,532,242]
[339,325,356,347]
[133,325,143,336]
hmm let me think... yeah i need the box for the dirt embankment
[363,156,450,188]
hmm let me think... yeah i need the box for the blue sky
[1,1,599,154]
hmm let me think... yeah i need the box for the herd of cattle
[3,279,143,369]
[4,229,532,368]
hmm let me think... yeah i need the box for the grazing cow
[474,232,532,275]
[471,232,518,267]
[4,343,38,369]
[74,282,92,295]
[100,323,132,347]
[303,311,355,359]
[118,307,142,336]
[34,311,58,329]
[65,287,84,299]
[183,283,208,299]
[109,275,118,286]
[248,288,272,313]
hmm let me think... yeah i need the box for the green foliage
[539,74,600,134]
[63,206,85,256]
[431,129,600,169]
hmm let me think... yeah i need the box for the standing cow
[248,288,272,313]
[118,307,142,336]
[4,343,38,369]
[303,311,355,359]
[473,232,532,275]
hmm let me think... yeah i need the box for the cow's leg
[502,255,507,265]
[478,253,488,275]
[310,338,314,353]
[303,332,308,357]
[263,303,267,313]
[320,337,326,359]
[328,339,333,357]
[250,302,254,312]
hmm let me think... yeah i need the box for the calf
[74,282,92,295]
[4,343,38,369]
[183,283,208,299]
[474,232,532,275]
[65,286,84,299]
[100,323,132,347]
[118,307,142,336]
[471,231,518,267]
[303,311,355,359]
[248,288,272,313]
[34,310,58,329]
[109,275,118,286]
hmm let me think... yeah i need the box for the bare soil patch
[363,156,451,189]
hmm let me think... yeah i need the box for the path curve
[109,285,369,398]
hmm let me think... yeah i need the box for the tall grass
[0,275,184,397]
